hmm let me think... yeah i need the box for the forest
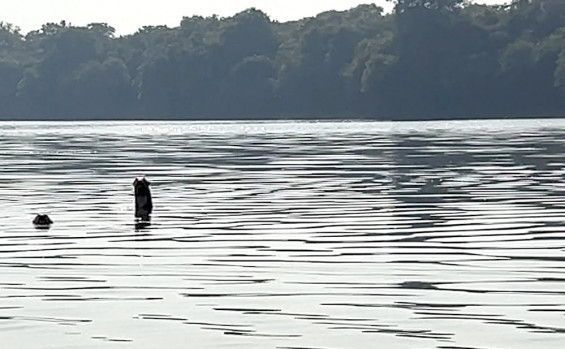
[0,0,564,120]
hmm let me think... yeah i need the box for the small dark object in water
[33,214,53,229]
[133,176,153,221]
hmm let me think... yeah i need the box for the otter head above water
[133,176,153,221]
[33,214,53,229]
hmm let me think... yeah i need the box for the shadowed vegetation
[1,0,565,120]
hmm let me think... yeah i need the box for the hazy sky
[4,0,510,36]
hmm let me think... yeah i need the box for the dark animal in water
[33,214,53,229]
[133,176,153,220]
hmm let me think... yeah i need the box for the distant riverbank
[1,1,564,120]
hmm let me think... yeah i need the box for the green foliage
[499,39,536,71]
[1,2,565,120]
[219,9,278,61]
[344,32,396,93]
[391,0,469,14]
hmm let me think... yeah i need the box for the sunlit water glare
[1,119,565,348]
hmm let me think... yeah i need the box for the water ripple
[1,120,565,348]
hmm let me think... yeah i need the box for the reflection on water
[1,119,565,348]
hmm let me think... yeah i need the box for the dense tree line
[1,0,565,120]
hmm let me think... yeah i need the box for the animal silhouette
[33,214,53,229]
[133,176,153,221]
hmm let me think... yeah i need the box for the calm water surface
[1,119,565,348]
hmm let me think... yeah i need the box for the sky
[3,0,510,36]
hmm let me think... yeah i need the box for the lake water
[1,119,565,348]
